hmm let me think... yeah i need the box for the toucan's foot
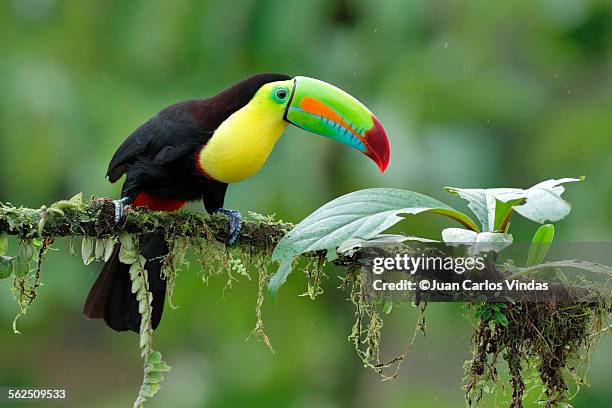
[216,208,242,245]
[113,197,131,224]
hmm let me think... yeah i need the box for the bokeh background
[1,0,611,407]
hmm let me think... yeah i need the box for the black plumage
[84,73,291,333]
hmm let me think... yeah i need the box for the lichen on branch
[0,195,292,248]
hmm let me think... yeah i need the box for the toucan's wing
[107,99,214,182]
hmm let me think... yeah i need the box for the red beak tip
[378,160,389,173]
[365,115,390,174]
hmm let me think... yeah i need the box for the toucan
[83,73,390,332]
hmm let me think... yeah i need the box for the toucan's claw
[216,208,242,245]
[113,197,131,224]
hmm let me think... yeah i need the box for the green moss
[161,236,189,309]
[301,254,326,300]
[343,267,427,381]
[464,302,612,407]
[247,258,274,353]
[10,238,51,333]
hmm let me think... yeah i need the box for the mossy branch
[1,198,607,303]
[0,196,292,249]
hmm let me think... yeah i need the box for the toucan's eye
[272,87,288,103]
[276,89,287,99]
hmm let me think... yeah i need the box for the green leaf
[139,383,160,398]
[144,371,164,384]
[146,351,162,364]
[147,361,172,373]
[14,256,29,278]
[442,228,513,255]
[0,234,8,256]
[81,237,94,265]
[527,224,555,267]
[129,262,143,280]
[131,276,143,294]
[51,192,83,211]
[507,177,584,223]
[119,233,135,251]
[446,177,583,230]
[495,311,509,327]
[268,262,293,300]
[20,243,34,261]
[444,187,516,231]
[95,238,105,260]
[382,301,393,315]
[493,198,525,232]
[268,188,477,298]
[14,244,34,278]
[0,256,14,279]
[120,245,138,265]
[140,330,149,349]
[138,300,147,315]
[103,238,115,262]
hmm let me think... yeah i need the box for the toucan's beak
[284,76,390,172]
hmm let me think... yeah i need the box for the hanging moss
[301,253,326,300]
[161,236,189,309]
[247,257,275,353]
[11,238,52,333]
[343,266,428,381]
[465,302,612,407]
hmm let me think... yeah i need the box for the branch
[0,196,292,251]
[1,196,607,304]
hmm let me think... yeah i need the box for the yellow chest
[197,103,288,183]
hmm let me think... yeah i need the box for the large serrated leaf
[268,188,477,298]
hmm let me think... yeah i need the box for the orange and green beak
[283,76,390,172]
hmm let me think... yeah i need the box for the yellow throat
[197,82,290,183]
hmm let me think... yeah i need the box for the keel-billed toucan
[84,73,390,332]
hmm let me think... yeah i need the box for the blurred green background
[1,0,611,407]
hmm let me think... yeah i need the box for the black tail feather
[83,233,168,333]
